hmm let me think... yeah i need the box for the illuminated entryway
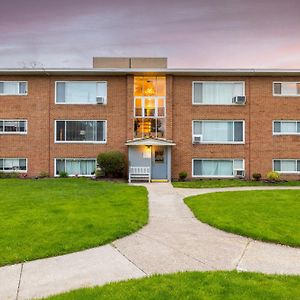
[126,138,175,182]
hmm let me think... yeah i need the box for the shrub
[252,173,262,181]
[179,171,188,181]
[39,171,49,178]
[59,171,68,178]
[97,151,126,178]
[0,172,19,179]
[266,171,281,181]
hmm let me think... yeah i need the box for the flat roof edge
[1,68,300,76]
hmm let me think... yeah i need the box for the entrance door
[151,146,168,180]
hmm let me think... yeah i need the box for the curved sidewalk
[1,184,300,299]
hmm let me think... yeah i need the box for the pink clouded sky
[0,0,300,68]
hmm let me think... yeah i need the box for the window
[273,82,300,96]
[134,76,166,138]
[55,120,106,143]
[55,159,96,176]
[193,81,244,104]
[0,158,27,172]
[273,121,300,135]
[193,121,244,143]
[0,120,27,134]
[273,159,300,173]
[193,159,244,177]
[55,81,107,104]
[0,81,27,95]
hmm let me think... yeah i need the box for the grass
[172,178,300,188]
[0,178,148,266]
[44,271,300,300]
[185,190,300,247]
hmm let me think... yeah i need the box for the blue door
[151,146,168,179]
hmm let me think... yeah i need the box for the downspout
[44,69,51,177]
[248,77,251,179]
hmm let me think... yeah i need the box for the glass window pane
[297,160,300,172]
[66,160,81,175]
[64,82,98,103]
[193,83,203,103]
[56,159,65,175]
[234,122,243,142]
[273,83,282,95]
[96,82,107,98]
[201,82,243,104]
[297,83,300,95]
[80,160,95,175]
[0,82,3,94]
[274,160,281,171]
[234,160,244,170]
[144,98,155,117]
[297,122,300,133]
[157,119,165,138]
[0,121,3,131]
[97,121,105,141]
[281,122,297,133]
[157,77,166,96]
[196,160,233,176]
[56,121,65,141]
[134,118,143,138]
[281,160,296,172]
[135,98,142,117]
[193,121,202,135]
[143,77,156,96]
[4,82,19,94]
[19,82,27,94]
[0,159,3,170]
[19,121,26,132]
[202,121,233,142]
[134,77,143,96]
[282,83,298,95]
[19,159,26,170]
[274,122,281,132]
[56,82,66,103]
[193,160,202,176]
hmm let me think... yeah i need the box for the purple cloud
[0,0,300,68]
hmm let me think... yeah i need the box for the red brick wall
[171,75,300,180]
[0,75,128,177]
[1,74,300,179]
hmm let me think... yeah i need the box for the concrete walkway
[1,184,300,299]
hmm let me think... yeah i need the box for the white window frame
[192,81,245,105]
[0,158,27,173]
[273,82,300,97]
[272,159,300,174]
[192,158,245,178]
[134,96,166,118]
[55,81,108,105]
[54,120,107,144]
[54,158,97,177]
[192,120,245,144]
[0,119,28,135]
[0,81,28,96]
[273,120,300,136]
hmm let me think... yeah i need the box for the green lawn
[173,179,300,188]
[44,271,300,300]
[185,190,300,247]
[0,178,148,266]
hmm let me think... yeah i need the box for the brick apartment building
[1,57,300,181]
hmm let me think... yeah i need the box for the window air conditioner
[232,96,246,104]
[96,96,105,104]
[193,135,202,144]
[234,170,245,177]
